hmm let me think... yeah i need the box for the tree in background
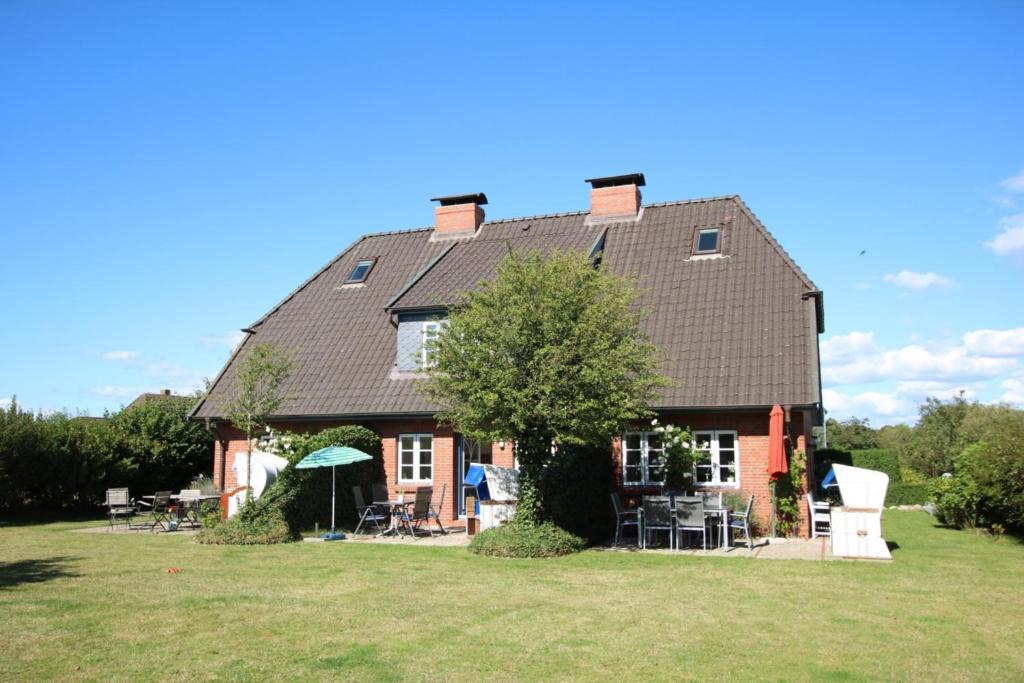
[224,342,295,502]
[422,249,668,525]
[823,416,879,452]
[903,393,971,478]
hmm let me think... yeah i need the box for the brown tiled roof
[192,196,822,420]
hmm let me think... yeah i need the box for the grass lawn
[1,511,1022,682]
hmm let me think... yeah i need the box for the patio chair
[371,482,390,505]
[610,492,639,546]
[177,489,202,528]
[807,492,831,538]
[728,495,755,551]
[352,486,388,534]
[673,495,707,550]
[700,491,723,546]
[105,488,138,531]
[640,496,674,549]
[138,491,172,532]
[406,486,446,537]
[429,484,448,534]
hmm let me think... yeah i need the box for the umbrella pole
[770,479,777,538]
[331,465,336,533]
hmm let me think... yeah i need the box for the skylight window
[345,258,376,284]
[694,228,721,255]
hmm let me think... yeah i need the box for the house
[191,173,824,535]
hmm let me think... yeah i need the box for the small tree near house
[224,342,296,502]
[422,248,669,526]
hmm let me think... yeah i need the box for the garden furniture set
[104,487,218,532]
[352,482,447,538]
[612,491,755,551]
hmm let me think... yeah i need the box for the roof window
[694,228,721,255]
[345,258,376,284]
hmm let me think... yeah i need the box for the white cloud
[882,270,953,291]
[823,388,912,417]
[820,332,878,364]
[963,327,1024,357]
[0,397,11,410]
[999,169,1024,194]
[1002,378,1024,405]
[102,350,141,362]
[199,330,246,350]
[984,213,1024,257]
[823,343,1018,386]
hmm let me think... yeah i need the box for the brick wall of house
[211,407,813,536]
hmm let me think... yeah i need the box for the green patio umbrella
[295,445,373,541]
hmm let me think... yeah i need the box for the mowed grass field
[1,511,1022,682]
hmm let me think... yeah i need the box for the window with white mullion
[398,433,433,483]
[421,322,441,369]
[622,431,666,486]
[692,430,739,487]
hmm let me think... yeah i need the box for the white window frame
[692,429,739,487]
[621,431,666,486]
[421,321,441,369]
[398,433,433,483]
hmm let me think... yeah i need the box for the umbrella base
[322,531,346,541]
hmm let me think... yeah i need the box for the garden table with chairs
[613,490,755,551]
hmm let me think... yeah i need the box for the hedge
[850,449,902,483]
[885,483,929,506]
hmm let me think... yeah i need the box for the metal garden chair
[138,491,172,532]
[105,488,138,531]
[406,486,446,537]
[371,482,390,505]
[352,485,389,534]
[177,489,202,528]
[610,492,639,546]
[728,495,756,550]
[673,495,707,550]
[640,495,674,549]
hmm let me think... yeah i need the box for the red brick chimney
[585,173,646,218]
[430,193,488,238]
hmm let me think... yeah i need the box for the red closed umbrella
[767,404,787,538]
[767,404,788,480]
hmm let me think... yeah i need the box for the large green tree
[224,342,295,502]
[422,249,668,524]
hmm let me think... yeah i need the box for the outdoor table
[702,504,732,548]
[373,499,415,537]
[139,494,220,530]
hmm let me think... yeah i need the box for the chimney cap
[584,173,646,189]
[430,192,488,207]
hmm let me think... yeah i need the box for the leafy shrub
[886,483,929,506]
[959,426,1024,530]
[188,473,219,495]
[929,473,981,529]
[850,449,902,483]
[538,442,615,543]
[195,510,294,545]
[469,521,585,558]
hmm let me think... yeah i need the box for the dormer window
[694,228,721,255]
[421,321,441,368]
[345,258,376,284]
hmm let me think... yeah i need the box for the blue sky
[1,2,1022,425]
